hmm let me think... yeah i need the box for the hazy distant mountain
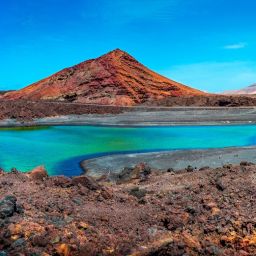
[3,49,205,106]
[222,84,256,95]
[0,90,15,95]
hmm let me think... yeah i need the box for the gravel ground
[1,107,256,127]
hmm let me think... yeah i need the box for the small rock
[186,165,195,172]
[203,202,217,211]
[78,222,89,230]
[0,219,5,228]
[65,216,73,224]
[55,243,70,256]
[185,206,196,215]
[72,198,82,205]
[117,167,139,183]
[138,163,151,176]
[117,163,151,183]
[72,175,101,190]
[100,189,113,200]
[10,168,19,174]
[52,176,72,188]
[129,187,147,199]
[28,166,48,181]
[51,236,61,244]
[215,179,226,191]
[199,166,209,171]
[32,233,50,247]
[240,161,254,166]
[223,164,232,169]
[138,198,147,204]
[0,195,17,219]
[11,238,26,248]
[204,245,222,255]
[148,227,158,237]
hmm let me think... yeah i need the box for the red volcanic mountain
[4,49,205,106]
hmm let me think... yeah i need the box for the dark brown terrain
[2,94,256,121]
[0,162,255,255]
[2,49,204,105]
[0,100,124,120]
[145,95,256,107]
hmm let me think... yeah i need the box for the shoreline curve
[81,146,256,177]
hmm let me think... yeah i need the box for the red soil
[0,162,256,255]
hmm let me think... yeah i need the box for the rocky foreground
[0,163,256,255]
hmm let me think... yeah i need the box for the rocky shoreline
[0,162,256,255]
[81,146,256,178]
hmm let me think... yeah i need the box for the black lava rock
[186,165,195,172]
[0,195,18,219]
[129,187,147,199]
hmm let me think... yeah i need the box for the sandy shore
[1,107,256,127]
[82,146,256,177]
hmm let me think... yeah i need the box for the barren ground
[0,162,256,255]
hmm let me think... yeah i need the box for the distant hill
[0,90,15,95]
[222,83,256,95]
[3,49,205,106]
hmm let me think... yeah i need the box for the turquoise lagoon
[1,125,256,176]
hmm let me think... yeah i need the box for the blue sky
[1,0,256,92]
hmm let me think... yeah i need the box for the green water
[1,125,256,176]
